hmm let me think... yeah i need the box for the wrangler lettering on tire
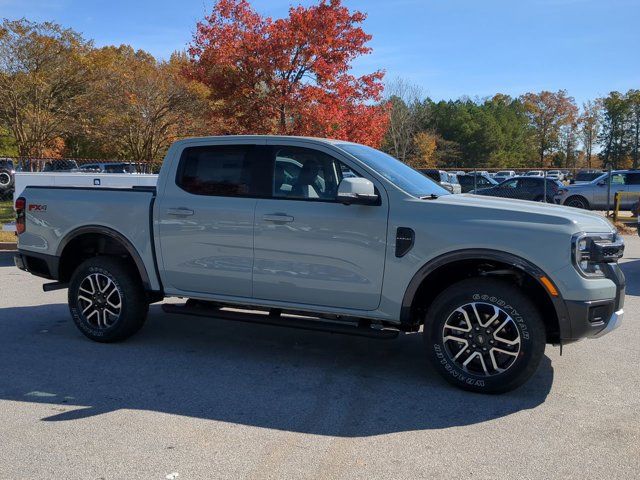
[424,278,546,393]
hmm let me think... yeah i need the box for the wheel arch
[56,225,152,290]
[400,249,566,343]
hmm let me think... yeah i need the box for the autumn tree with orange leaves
[187,0,388,146]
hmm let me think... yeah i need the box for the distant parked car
[571,170,603,185]
[526,170,544,177]
[0,158,15,200]
[458,173,498,193]
[42,159,79,172]
[79,162,138,174]
[546,170,563,181]
[493,170,516,182]
[420,169,456,193]
[447,173,462,194]
[554,170,640,210]
[472,176,562,202]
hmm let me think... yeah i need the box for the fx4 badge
[28,204,47,212]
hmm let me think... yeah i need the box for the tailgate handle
[263,213,294,223]
[167,208,194,216]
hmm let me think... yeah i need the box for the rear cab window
[175,144,270,197]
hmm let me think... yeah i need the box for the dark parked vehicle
[42,159,79,172]
[472,176,562,202]
[571,170,603,185]
[79,162,138,174]
[458,174,498,193]
[0,158,15,199]
[419,169,456,193]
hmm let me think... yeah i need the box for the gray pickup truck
[14,136,626,393]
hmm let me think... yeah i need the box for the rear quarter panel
[18,187,160,290]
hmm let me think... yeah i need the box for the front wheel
[565,196,589,209]
[424,278,546,393]
[68,257,149,342]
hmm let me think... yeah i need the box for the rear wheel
[424,278,546,393]
[68,257,148,342]
[565,196,589,209]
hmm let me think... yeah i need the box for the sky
[3,0,639,105]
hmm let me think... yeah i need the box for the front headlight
[572,232,624,277]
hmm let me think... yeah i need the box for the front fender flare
[399,248,569,337]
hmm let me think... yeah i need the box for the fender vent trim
[395,227,415,258]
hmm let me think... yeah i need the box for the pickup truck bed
[16,185,161,291]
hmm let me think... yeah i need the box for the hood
[431,193,614,233]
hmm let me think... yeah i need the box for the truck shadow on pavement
[620,259,640,296]
[0,299,554,436]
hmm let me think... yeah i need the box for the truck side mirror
[597,180,605,186]
[337,177,379,205]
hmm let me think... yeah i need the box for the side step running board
[161,303,399,340]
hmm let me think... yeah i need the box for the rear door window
[625,173,640,185]
[176,145,268,197]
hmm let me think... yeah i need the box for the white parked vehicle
[526,170,544,177]
[493,170,516,182]
[547,170,563,181]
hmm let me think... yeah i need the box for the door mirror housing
[337,177,379,205]
[597,180,606,186]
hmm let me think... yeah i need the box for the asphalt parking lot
[1,237,639,480]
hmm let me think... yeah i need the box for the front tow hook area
[593,309,624,338]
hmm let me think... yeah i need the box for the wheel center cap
[475,334,486,345]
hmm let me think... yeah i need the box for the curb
[0,242,17,251]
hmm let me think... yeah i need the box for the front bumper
[593,308,623,338]
[560,262,625,342]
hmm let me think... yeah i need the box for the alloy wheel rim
[442,302,521,376]
[77,273,122,329]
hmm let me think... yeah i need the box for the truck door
[593,172,628,210]
[157,141,269,298]
[252,143,388,310]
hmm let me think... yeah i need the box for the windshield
[337,144,449,197]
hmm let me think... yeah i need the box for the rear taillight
[15,197,25,235]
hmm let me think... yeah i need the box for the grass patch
[0,200,14,225]
[0,230,15,242]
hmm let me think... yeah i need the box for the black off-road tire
[68,256,148,343]
[424,278,546,394]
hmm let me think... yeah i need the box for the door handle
[167,208,194,216]
[263,213,294,223]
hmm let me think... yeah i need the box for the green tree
[521,90,578,166]
[627,89,640,169]
[579,100,602,169]
[599,91,630,169]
